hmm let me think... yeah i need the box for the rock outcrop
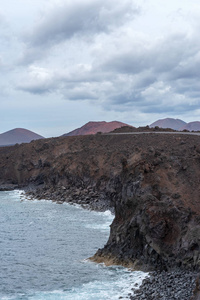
[0,133,200,271]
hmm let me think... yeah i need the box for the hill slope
[0,128,44,146]
[150,118,186,130]
[63,121,131,136]
[180,121,200,131]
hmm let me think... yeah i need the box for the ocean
[0,190,147,300]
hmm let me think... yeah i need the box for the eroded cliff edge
[0,133,200,271]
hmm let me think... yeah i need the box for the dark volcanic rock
[92,145,200,270]
[0,133,200,272]
[129,270,198,300]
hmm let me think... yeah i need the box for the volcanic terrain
[0,132,200,273]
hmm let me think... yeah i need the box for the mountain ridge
[150,118,200,131]
[2,118,200,147]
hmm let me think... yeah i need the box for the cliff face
[0,133,200,271]
[93,141,200,271]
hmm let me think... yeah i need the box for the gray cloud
[64,86,98,101]
[96,30,200,112]
[16,1,200,118]
[25,0,140,48]
[19,85,52,95]
[20,0,140,65]
[101,33,198,76]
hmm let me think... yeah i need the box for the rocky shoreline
[23,184,114,213]
[128,270,199,300]
[1,185,200,300]
[21,186,200,300]
[0,133,200,299]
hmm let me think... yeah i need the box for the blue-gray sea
[0,190,147,300]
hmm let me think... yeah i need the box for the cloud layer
[1,0,200,136]
[26,0,139,46]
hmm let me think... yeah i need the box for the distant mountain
[0,128,44,146]
[150,118,187,130]
[63,121,131,136]
[180,121,200,131]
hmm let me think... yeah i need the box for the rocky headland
[0,132,200,298]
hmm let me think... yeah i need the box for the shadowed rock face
[0,133,200,271]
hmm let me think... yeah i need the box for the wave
[2,269,148,300]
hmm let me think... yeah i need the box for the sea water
[0,190,147,300]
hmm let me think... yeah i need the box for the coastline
[1,133,200,299]
[23,184,114,213]
[0,186,199,299]
[128,270,199,300]
[20,186,200,300]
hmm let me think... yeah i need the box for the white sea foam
[12,191,56,204]
[1,270,148,300]
[7,189,24,199]
[102,210,113,217]
[22,269,148,300]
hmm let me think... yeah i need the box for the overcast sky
[0,0,200,137]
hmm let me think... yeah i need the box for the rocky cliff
[0,133,200,271]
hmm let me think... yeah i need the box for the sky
[0,0,200,137]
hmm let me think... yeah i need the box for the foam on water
[3,268,147,300]
[60,268,147,300]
